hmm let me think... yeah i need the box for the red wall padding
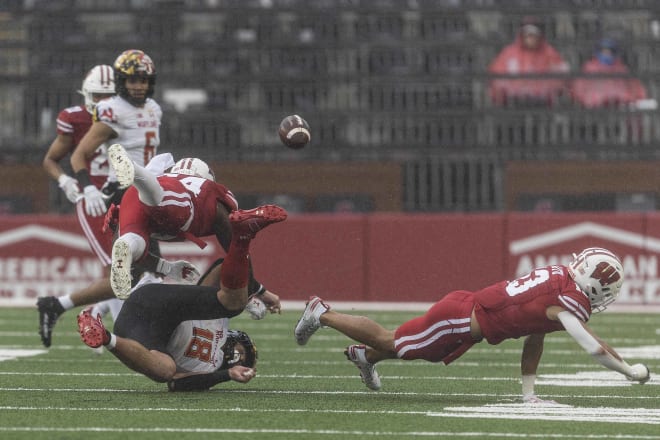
[1,213,659,306]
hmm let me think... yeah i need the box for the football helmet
[568,247,624,313]
[78,65,115,113]
[113,49,156,106]
[221,330,257,369]
[170,157,215,181]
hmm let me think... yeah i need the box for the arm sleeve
[167,369,232,392]
[557,311,633,377]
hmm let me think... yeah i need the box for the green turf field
[0,306,657,439]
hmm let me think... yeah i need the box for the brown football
[278,115,311,149]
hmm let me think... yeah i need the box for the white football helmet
[568,247,624,313]
[78,65,115,112]
[170,158,215,181]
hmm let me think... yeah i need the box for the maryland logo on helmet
[114,49,156,77]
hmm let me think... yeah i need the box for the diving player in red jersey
[294,248,651,400]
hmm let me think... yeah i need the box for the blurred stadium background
[2,0,660,215]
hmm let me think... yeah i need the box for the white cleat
[110,239,133,300]
[108,144,135,189]
[294,296,329,345]
[345,344,382,391]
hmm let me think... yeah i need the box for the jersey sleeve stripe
[56,119,74,133]
[559,295,589,321]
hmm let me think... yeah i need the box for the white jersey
[166,317,230,374]
[94,95,162,166]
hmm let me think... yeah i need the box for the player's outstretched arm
[167,366,256,391]
[557,311,650,383]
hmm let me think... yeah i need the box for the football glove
[57,174,82,203]
[627,363,651,384]
[156,258,201,284]
[82,185,107,217]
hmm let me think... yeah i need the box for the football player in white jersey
[77,202,288,390]
[71,49,162,218]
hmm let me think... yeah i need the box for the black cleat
[37,297,65,348]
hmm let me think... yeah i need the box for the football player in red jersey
[295,248,651,400]
[106,143,287,308]
[42,64,116,263]
[38,65,121,348]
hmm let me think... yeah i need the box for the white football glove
[82,185,107,217]
[627,363,650,384]
[156,259,201,284]
[57,174,82,203]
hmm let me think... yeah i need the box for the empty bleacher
[1,0,660,212]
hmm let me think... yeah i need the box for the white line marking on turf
[0,348,46,361]
[1,427,659,438]
[0,387,657,401]
[429,404,660,425]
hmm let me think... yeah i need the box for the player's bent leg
[320,308,397,354]
[110,338,177,383]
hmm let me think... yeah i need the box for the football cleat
[229,205,287,241]
[294,296,330,345]
[77,308,110,349]
[108,144,135,189]
[110,238,133,300]
[37,296,65,348]
[345,344,382,391]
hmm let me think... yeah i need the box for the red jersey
[118,173,238,249]
[56,105,92,147]
[56,105,112,264]
[473,265,591,345]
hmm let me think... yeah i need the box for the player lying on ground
[77,203,287,389]
[294,247,651,401]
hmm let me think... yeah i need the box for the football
[278,114,310,149]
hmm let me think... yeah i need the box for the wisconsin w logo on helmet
[568,247,624,313]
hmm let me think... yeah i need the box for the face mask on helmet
[568,247,624,313]
[78,65,115,113]
[170,158,215,181]
[113,49,157,106]
[221,330,257,369]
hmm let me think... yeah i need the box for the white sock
[118,232,146,260]
[58,295,75,310]
[105,333,117,350]
[133,163,164,206]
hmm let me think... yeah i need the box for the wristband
[156,258,172,275]
[255,284,266,295]
[75,169,92,188]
